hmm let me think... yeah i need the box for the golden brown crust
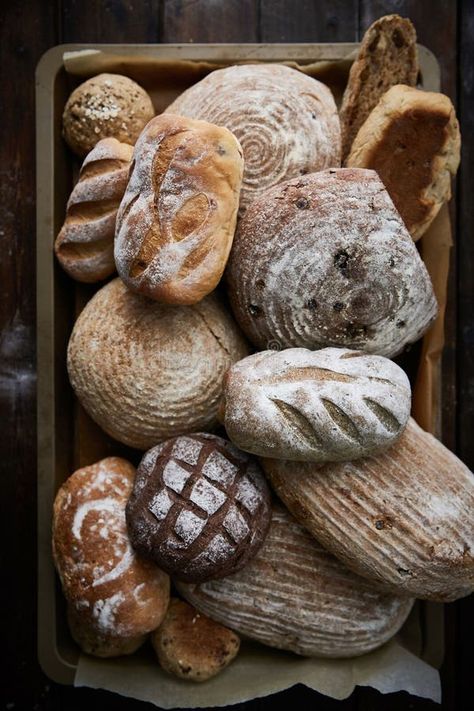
[151,599,240,681]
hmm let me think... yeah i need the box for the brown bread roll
[52,457,170,657]
[221,347,411,461]
[126,434,271,582]
[226,168,437,357]
[115,114,244,305]
[151,599,240,681]
[263,419,474,602]
[165,64,341,213]
[177,506,414,658]
[62,73,155,157]
[340,14,418,160]
[55,138,133,282]
[347,85,461,241]
[67,278,249,449]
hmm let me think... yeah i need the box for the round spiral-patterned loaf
[165,64,341,213]
[67,278,249,449]
[226,168,438,357]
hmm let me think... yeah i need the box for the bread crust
[115,114,244,304]
[347,85,461,241]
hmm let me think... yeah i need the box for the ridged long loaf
[177,506,413,658]
[263,419,474,602]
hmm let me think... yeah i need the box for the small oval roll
[52,457,170,657]
[115,114,244,305]
[177,506,414,658]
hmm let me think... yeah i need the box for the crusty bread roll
[340,14,418,160]
[221,347,411,461]
[177,506,414,658]
[263,418,474,602]
[55,138,133,282]
[67,279,249,449]
[62,73,155,157]
[52,457,170,657]
[115,114,244,304]
[347,85,461,241]
[151,599,240,682]
[165,64,341,213]
[227,168,437,357]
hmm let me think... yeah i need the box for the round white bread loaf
[67,278,249,449]
[177,505,414,658]
[165,64,341,213]
[222,347,411,461]
[226,168,438,357]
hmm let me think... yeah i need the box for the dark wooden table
[1,0,472,709]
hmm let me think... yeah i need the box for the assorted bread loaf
[52,15,471,684]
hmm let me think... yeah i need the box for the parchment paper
[64,48,451,707]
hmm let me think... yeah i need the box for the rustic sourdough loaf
[55,138,133,282]
[52,457,170,657]
[67,278,249,449]
[165,64,341,213]
[340,14,418,160]
[177,505,414,658]
[115,114,244,304]
[263,418,474,602]
[347,85,461,241]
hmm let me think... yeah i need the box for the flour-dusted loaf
[165,64,341,213]
[340,15,418,160]
[67,279,249,449]
[177,505,413,658]
[151,598,240,681]
[55,138,133,282]
[52,457,170,657]
[126,434,271,582]
[227,168,437,357]
[347,85,461,241]
[221,347,411,462]
[63,73,155,157]
[115,114,244,304]
[264,419,474,602]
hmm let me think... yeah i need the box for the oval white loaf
[177,506,414,658]
[222,347,411,461]
[67,278,249,449]
[263,418,474,602]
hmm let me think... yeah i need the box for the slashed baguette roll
[263,419,474,602]
[177,506,414,658]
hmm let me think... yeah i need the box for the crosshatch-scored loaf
[67,278,249,450]
[227,168,437,358]
[221,347,411,461]
[263,418,474,602]
[52,457,170,657]
[347,85,461,241]
[115,114,244,305]
[165,63,341,213]
[55,138,133,282]
[177,505,414,658]
[126,434,271,583]
[339,14,418,160]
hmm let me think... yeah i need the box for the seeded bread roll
[165,64,341,213]
[340,14,418,160]
[221,347,411,461]
[226,168,437,357]
[347,85,461,241]
[177,506,414,658]
[263,419,474,602]
[151,599,240,682]
[55,138,133,282]
[115,114,244,304]
[67,279,249,449]
[52,457,170,657]
[63,73,155,157]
